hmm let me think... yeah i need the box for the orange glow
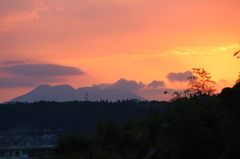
[0,0,240,102]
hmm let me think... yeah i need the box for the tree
[169,68,216,102]
[185,68,216,96]
[169,92,186,102]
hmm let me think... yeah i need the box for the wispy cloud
[0,0,49,28]
[80,44,240,61]
[167,44,240,56]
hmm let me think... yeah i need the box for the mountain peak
[32,84,76,93]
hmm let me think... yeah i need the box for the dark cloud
[1,64,84,77]
[148,80,165,88]
[94,78,145,91]
[167,71,191,82]
[0,77,65,88]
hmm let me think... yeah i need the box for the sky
[0,0,240,102]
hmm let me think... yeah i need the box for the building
[0,145,54,159]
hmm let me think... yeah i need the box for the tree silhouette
[185,68,216,96]
[169,92,186,102]
[169,68,216,101]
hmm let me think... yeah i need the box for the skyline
[1,0,240,102]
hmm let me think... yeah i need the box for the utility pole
[85,93,88,101]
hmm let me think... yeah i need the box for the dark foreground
[1,83,240,159]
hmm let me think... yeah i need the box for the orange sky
[0,0,240,102]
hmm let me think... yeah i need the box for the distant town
[0,127,61,158]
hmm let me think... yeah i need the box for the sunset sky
[0,0,240,102]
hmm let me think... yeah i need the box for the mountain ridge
[10,84,147,102]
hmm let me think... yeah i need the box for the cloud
[94,78,145,91]
[0,0,49,27]
[94,78,167,91]
[110,78,145,90]
[1,64,84,77]
[0,77,65,88]
[148,80,165,88]
[167,71,191,82]
[0,0,239,60]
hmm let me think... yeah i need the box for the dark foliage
[0,100,165,133]
[51,83,240,159]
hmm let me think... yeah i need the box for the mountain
[10,84,147,102]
